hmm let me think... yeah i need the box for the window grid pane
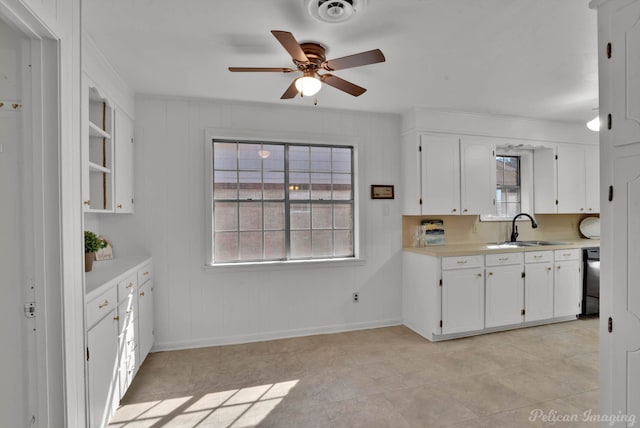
[495,155,522,218]
[213,141,354,263]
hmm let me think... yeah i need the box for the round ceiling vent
[306,0,367,23]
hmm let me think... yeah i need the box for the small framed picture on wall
[370,185,394,200]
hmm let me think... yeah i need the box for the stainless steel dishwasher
[581,247,600,316]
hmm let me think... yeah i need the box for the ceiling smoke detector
[306,0,367,23]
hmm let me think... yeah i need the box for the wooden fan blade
[228,67,294,72]
[322,49,385,71]
[320,74,366,97]
[280,80,299,99]
[271,30,309,63]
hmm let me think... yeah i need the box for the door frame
[0,1,84,426]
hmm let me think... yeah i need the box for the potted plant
[85,230,107,272]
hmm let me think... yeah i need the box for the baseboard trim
[152,318,403,352]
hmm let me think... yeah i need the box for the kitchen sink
[485,240,568,248]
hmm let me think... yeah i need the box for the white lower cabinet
[441,256,485,334]
[86,287,119,428]
[85,258,153,428]
[553,249,582,317]
[485,253,524,328]
[402,248,584,341]
[524,251,555,322]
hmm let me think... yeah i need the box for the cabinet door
[584,146,600,214]
[87,312,119,428]
[442,268,484,334]
[137,280,154,365]
[533,147,558,214]
[485,265,524,328]
[460,138,496,215]
[553,260,582,317]
[524,262,554,322]
[557,144,587,213]
[401,134,422,214]
[117,294,137,398]
[421,134,461,215]
[114,109,134,213]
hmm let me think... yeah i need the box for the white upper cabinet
[533,143,599,214]
[420,134,461,215]
[402,133,495,215]
[114,110,135,213]
[460,138,496,215]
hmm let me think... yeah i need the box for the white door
[602,0,640,420]
[0,20,37,427]
[460,138,496,215]
[553,260,581,318]
[442,268,484,334]
[524,262,554,322]
[485,265,524,328]
[420,134,461,215]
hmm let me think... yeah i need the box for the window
[210,139,355,264]
[495,155,521,217]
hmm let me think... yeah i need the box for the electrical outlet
[353,292,359,303]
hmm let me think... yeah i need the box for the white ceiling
[83,0,598,123]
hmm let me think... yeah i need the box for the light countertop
[404,238,600,257]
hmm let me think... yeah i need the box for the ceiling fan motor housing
[306,0,367,23]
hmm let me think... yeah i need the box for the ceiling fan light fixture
[295,74,322,96]
[306,0,366,23]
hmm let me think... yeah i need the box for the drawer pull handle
[488,272,493,276]
[126,282,134,289]
[98,300,109,309]
[534,255,542,259]
[113,316,120,321]
[456,260,467,264]
[563,253,571,257]
[498,257,508,261]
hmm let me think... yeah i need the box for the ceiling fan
[228,30,385,99]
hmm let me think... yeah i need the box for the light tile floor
[109,317,599,427]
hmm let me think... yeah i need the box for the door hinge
[24,302,35,318]
[607,42,612,59]
[521,309,525,316]
[555,155,558,160]
[521,272,525,278]
[608,185,614,202]
[439,320,443,328]
[418,145,422,152]
[608,114,612,130]
[419,198,423,205]
[555,200,558,205]
[86,347,90,361]
[439,278,442,286]
[608,317,613,333]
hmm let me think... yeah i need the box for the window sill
[204,257,367,272]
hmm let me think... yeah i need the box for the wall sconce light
[587,115,600,132]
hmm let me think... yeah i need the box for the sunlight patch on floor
[109,379,299,427]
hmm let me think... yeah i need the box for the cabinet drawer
[117,273,137,302]
[442,255,483,270]
[525,251,554,263]
[86,286,117,328]
[485,252,523,266]
[137,263,153,285]
[554,249,581,261]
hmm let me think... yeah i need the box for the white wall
[100,96,404,350]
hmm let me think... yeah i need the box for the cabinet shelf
[89,161,112,174]
[89,121,112,139]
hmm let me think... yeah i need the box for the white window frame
[481,148,534,222]
[204,128,361,267]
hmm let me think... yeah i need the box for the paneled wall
[100,96,403,350]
